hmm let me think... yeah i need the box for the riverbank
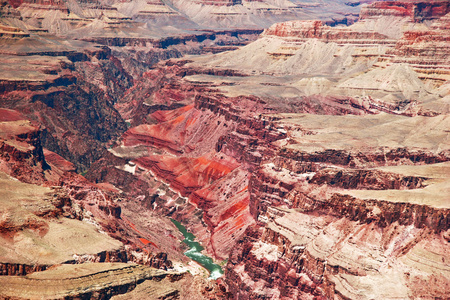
[171,219,224,280]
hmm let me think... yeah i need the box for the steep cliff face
[190,168,254,260]
[309,168,427,190]
[31,83,127,169]
[0,111,49,184]
[227,124,449,299]
[264,20,389,40]
[0,33,131,171]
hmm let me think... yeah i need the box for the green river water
[171,219,224,280]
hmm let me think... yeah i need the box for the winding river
[171,219,224,280]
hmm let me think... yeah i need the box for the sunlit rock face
[0,0,449,299]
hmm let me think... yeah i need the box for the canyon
[0,0,449,299]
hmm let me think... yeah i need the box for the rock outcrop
[0,169,126,273]
[0,263,187,299]
[227,207,449,299]
[222,107,450,299]
[264,19,390,41]
[0,110,50,184]
[359,0,450,22]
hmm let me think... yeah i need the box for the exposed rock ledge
[0,263,185,299]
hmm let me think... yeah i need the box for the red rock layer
[190,168,255,259]
[0,108,26,122]
[43,148,76,172]
[360,0,450,22]
[6,0,22,8]
[122,105,197,154]
[382,15,450,85]
[0,263,48,276]
[123,106,234,157]
[0,112,50,184]
[134,152,239,197]
[391,27,449,60]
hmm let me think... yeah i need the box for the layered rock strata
[0,263,187,299]
[359,0,450,22]
[223,111,449,299]
[227,206,449,299]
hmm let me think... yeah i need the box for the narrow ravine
[171,219,224,280]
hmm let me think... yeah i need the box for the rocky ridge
[0,263,189,299]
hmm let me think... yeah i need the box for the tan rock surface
[343,163,450,208]
[0,171,123,266]
[279,113,449,155]
[228,208,449,299]
[0,263,185,299]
